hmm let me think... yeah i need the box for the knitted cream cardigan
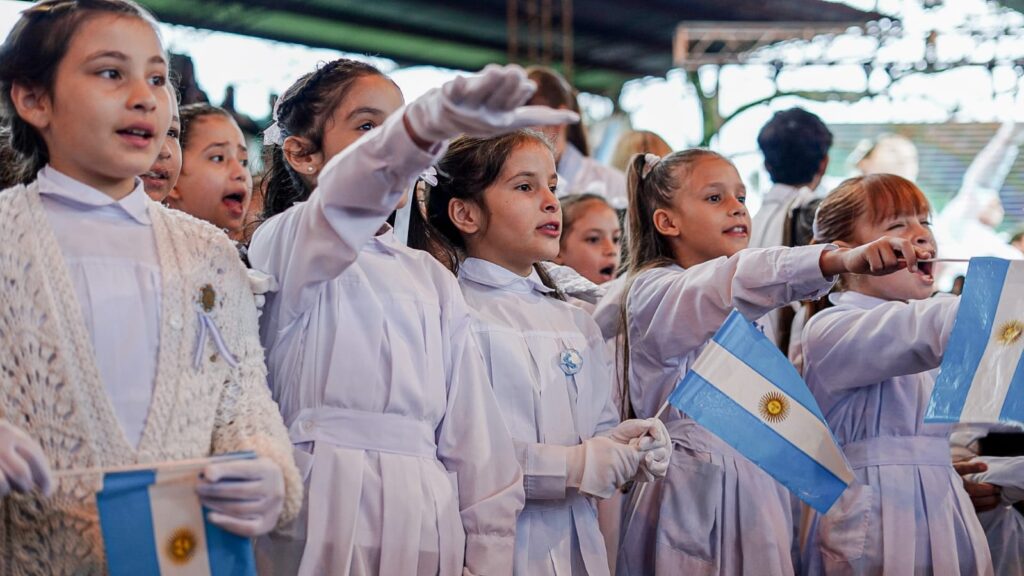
[0,183,301,575]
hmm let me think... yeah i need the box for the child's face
[468,141,560,276]
[848,212,937,301]
[142,97,181,202]
[320,75,404,169]
[169,115,252,232]
[662,156,751,268]
[554,200,621,284]
[28,14,171,197]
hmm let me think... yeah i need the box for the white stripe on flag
[149,468,212,576]
[691,341,854,484]
[961,262,1024,421]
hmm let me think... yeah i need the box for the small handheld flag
[926,257,1024,427]
[663,310,854,513]
[96,452,258,576]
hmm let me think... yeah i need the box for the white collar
[459,257,554,295]
[828,290,890,309]
[37,165,151,225]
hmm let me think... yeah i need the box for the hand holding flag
[661,310,854,513]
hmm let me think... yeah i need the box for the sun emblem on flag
[996,320,1023,346]
[759,391,790,423]
[166,527,197,565]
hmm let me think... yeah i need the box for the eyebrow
[84,51,167,66]
[347,106,385,119]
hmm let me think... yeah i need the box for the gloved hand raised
[404,64,580,144]
[196,456,284,537]
[0,420,52,497]
[566,436,643,499]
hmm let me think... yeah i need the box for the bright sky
[1,0,1023,204]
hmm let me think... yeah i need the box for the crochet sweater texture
[0,183,301,575]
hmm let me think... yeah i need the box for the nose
[128,76,158,113]
[726,195,747,218]
[541,186,559,213]
[157,139,171,161]
[230,157,249,182]
[910,221,936,253]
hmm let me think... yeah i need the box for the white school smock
[557,143,628,208]
[801,291,992,576]
[249,113,524,576]
[458,258,620,576]
[37,166,160,448]
[608,244,836,576]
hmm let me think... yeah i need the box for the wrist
[402,111,436,151]
[565,443,585,489]
[819,247,847,277]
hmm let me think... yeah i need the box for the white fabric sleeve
[803,295,959,392]
[248,111,444,327]
[629,244,837,363]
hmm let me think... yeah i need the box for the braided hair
[262,59,386,219]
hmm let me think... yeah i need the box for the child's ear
[652,207,681,238]
[10,82,52,131]
[282,135,324,178]
[449,198,482,236]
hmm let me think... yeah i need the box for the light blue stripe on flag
[927,258,1024,426]
[668,310,853,513]
[98,470,161,576]
[926,257,1009,422]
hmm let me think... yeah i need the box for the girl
[526,66,627,206]
[603,150,926,575]
[165,103,252,234]
[141,83,181,202]
[555,193,622,285]
[419,130,670,575]
[800,174,991,575]
[248,60,577,575]
[0,1,302,572]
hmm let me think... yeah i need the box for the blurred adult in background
[527,66,627,207]
[935,121,1024,290]
[609,129,672,173]
[850,132,920,181]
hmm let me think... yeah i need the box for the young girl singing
[0,1,301,571]
[165,103,252,234]
[801,174,991,575]
[419,130,670,575]
[604,150,925,575]
[249,60,577,575]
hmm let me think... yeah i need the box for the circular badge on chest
[559,348,584,375]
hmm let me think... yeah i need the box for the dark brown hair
[262,58,388,219]
[525,66,589,157]
[411,130,564,296]
[0,0,161,185]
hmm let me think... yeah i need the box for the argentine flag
[96,453,257,576]
[667,310,854,513]
[926,257,1024,427]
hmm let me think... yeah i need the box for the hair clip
[641,153,662,179]
[419,166,438,187]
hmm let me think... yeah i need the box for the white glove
[404,64,580,143]
[637,419,671,482]
[196,456,284,537]
[0,420,52,497]
[567,436,643,499]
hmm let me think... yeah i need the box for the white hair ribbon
[641,153,662,179]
